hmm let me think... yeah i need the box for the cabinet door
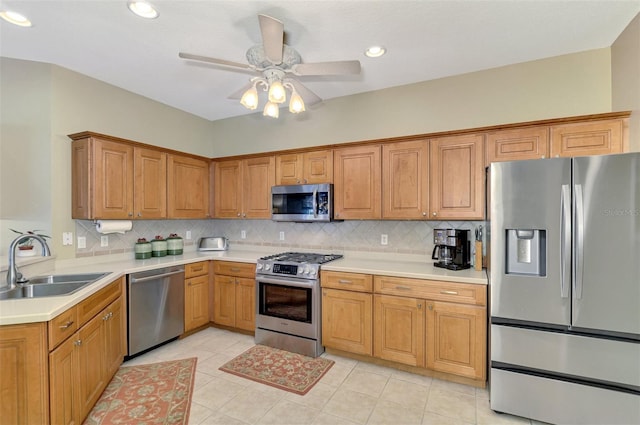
[167,154,210,218]
[486,127,549,163]
[550,119,625,157]
[321,288,372,355]
[303,150,333,184]
[382,140,429,219]
[0,323,48,425]
[430,134,484,220]
[426,301,486,380]
[72,139,91,219]
[76,314,106,422]
[334,145,381,219]
[373,294,425,367]
[276,153,303,185]
[49,336,80,425]
[103,298,124,379]
[134,147,167,219]
[213,160,242,218]
[213,275,237,327]
[235,277,256,331]
[93,139,134,219]
[185,274,210,332]
[243,156,275,219]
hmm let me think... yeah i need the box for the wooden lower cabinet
[213,261,255,332]
[184,261,210,332]
[426,301,486,380]
[373,294,425,367]
[49,296,124,425]
[0,322,49,425]
[322,288,373,355]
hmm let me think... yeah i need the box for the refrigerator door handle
[574,184,585,299]
[561,184,571,298]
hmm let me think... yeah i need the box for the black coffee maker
[432,228,471,270]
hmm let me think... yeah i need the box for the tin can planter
[151,236,167,257]
[135,238,152,260]
[167,233,183,255]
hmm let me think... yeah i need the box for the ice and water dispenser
[505,229,546,276]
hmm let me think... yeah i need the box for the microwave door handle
[313,188,318,218]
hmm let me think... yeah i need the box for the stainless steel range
[255,252,343,358]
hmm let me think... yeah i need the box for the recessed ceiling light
[0,10,32,27]
[127,1,159,19]
[365,46,386,58]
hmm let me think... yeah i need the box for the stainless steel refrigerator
[489,152,640,424]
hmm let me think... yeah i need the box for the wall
[208,49,612,157]
[0,57,216,258]
[612,13,640,151]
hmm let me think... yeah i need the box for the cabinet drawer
[321,271,373,293]
[48,306,78,350]
[213,261,255,279]
[374,276,486,306]
[77,277,123,326]
[185,261,209,278]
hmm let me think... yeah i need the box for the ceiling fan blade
[285,79,322,106]
[258,14,284,64]
[179,52,252,70]
[291,60,361,76]
[227,82,254,100]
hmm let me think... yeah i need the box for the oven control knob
[310,269,317,276]
[256,263,263,271]
[265,264,271,271]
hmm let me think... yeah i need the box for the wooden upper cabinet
[334,145,381,219]
[213,156,274,219]
[134,147,167,219]
[430,134,484,220]
[486,127,549,163]
[243,156,275,219]
[72,137,134,219]
[167,154,210,218]
[276,150,333,185]
[550,118,626,158]
[382,140,429,219]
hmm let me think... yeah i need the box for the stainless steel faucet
[6,234,51,289]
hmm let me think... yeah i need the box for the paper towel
[95,220,132,234]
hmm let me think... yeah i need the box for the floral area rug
[219,345,334,395]
[84,357,197,425]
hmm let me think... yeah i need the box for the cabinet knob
[303,179,308,184]
[74,340,82,346]
[242,213,246,217]
[128,212,133,217]
[417,303,422,309]
[432,212,437,217]
[428,304,433,311]
[137,212,142,217]
[422,212,427,216]
[237,213,241,217]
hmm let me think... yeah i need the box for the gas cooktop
[259,252,343,265]
[256,252,343,278]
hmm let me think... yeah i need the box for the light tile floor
[124,327,542,425]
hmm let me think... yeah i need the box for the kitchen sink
[0,272,109,300]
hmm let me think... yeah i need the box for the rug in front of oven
[219,345,334,395]
[83,357,197,425]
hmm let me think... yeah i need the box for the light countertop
[0,246,486,326]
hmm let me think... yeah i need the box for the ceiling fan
[178,14,361,117]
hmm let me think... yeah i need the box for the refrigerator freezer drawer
[490,368,640,425]
[491,324,640,387]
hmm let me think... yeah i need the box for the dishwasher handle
[129,268,184,284]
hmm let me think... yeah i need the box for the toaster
[197,236,229,251]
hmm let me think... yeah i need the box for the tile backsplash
[75,219,486,259]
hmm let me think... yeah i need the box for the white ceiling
[1,1,638,122]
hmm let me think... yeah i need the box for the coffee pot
[432,228,471,270]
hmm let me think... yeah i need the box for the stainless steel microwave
[271,183,336,222]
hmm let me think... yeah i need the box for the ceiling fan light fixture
[365,45,386,58]
[263,101,280,118]
[289,90,305,114]
[127,1,159,19]
[268,80,286,104]
[240,85,259,110]
[0,10,32,27]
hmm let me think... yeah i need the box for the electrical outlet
[62,232,73,246]
[241,230,246,239]
[381,234,388,245]
[77,236,86,249]
[279,231,285,241]
[186,230,192,240]
[100,235,109,247]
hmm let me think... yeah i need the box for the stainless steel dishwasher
[127,266,185,357]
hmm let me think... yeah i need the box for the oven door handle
[256,276,317,288]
